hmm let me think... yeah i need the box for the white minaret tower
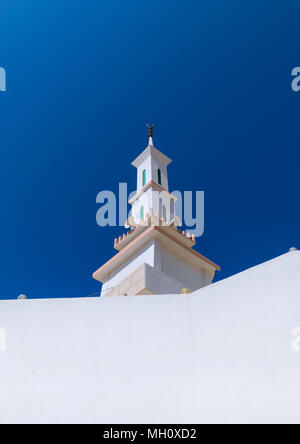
[93,126,220,296]
[129,125,176,226]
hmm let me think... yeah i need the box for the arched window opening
[157,168,162,185]
[163,205,167,222]
[159,198,163,218]
[142,169,146,187]
[140,206,144,221]
[170,199,175,220]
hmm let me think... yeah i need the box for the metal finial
[146,123,154,138]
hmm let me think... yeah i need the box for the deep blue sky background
[1,0,299,299]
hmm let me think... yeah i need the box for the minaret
[93,126,220,296]
[129,125,176,226]
[134,125,170,191]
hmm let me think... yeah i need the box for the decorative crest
[146,123,154,139]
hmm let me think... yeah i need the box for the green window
[142,169,146,186]
[157,168,162,185]
[140,206,144,220]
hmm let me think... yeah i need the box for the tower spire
[147,124,154,146]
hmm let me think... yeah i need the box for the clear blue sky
[1,0,299,299]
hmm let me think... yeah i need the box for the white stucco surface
[144,262,186,294]
[101,241,156,295]
[136,156,152,191]
[101,240,212,296]
[0,250,300,424]
[133,144,170,192]
[160,247,212,290]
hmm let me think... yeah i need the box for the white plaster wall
[0,252,300,423]
[131,188,153,223]
[144,263,185,294]
[151,156,169,190]
[136,156,151,191]
[0,327,6,352]
[101,241,156,295]
[101,240,211,296]
[151,189,174,221]
[160,247,212,291]
[136,154,169,192]
[131,187,174,224]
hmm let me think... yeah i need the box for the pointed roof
[132,128,172,168]
[132,144,172,168]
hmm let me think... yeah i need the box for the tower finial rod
[146,123,154,143]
